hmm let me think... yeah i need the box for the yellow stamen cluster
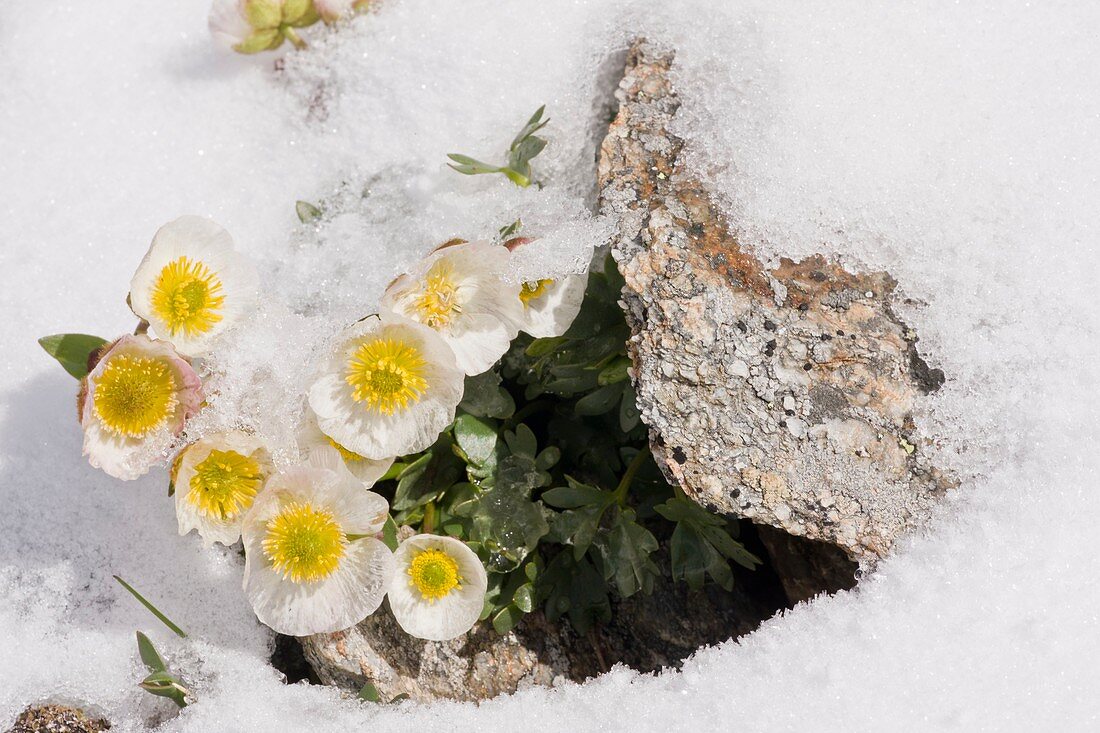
[519,279,552,306]
[188,449,263,520]
[412,262,462,328]
[345,337,429,415]
[326,436,365,463]
[263,502,346,584]
[151,256,225,337]
[92,354,178,438]
[408,548,462,602]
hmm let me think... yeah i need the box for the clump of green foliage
[372,254,760,635]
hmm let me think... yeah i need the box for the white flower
[208,0,253,50]
[173,431,273,546]
[129,215,258,357]
[517,274,586,338]
[241,447,395,636]
[380,241,523,375]
[80,335,203,480]
[388,534,487,641]
[313,0,368,23]
[308,317,463,460]
[298,409,394,485]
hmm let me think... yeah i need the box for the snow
[2,0,1099,731]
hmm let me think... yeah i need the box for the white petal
[388,535,487,641]
[241,466,396,635]
[297,409,396,485]
[244,535,395,636]
[174,431,271,547]
[308,319,464,460]
[520,273,587,338]
[128,216,258,357]
[208,0,252,48]
[380,241,524,375]
[81,335,202,480]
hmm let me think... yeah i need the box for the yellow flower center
[150,256,225,338]
[326,436,365,463]
[412,261,462,328]
[263,502,346,584]
[187,449,263,520]
[519,279,552,306]
[92,354,178,438]
[345,336,429,416]
[407,548,462,603]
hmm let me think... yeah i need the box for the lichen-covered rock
[600,41,953,565]
[301,561,783,701]
[7,705,109,733]
[300,606,573,703]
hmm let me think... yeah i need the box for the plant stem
[281,25,306,49]
[612,445,651,505]
[422,501,437,534]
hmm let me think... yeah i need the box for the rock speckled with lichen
[7,705,110,733]
[600,40,953,565]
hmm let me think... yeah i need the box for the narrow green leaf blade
[114,575,187,638]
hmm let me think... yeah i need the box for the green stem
[281,25,306,49]
[612,445,651,506]
[422,501,437,534]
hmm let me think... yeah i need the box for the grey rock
[598,40,953,565]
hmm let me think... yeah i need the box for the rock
[300,559,783,702]
[7,705,109,733]
[599,40,953,565]
[300,605,572,703]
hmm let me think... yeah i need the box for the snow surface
[2,0,1099,730]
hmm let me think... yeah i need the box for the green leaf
[136,631,167,673]
[358,681,382,703]
[593,509,659,598]
[498,219,522,240]
[453,414,498,468]
[446,154,503,175]
[114,575,187,638]
[619,384,641,432]
[539,552,610,635]
[492,604,524,634]
[534,446,560,471]
[295,200,322,223]
[139,670,189,708]
[598,356,632,386]
[542,479,607,509]
[459,371,516,419]
[38,333,107,379]
[524,336,567,358]
[503,424,537,458]
[510,105,548,149]
[575,383,624,416]
[392,437,462,511]
[381,515,399,551]
[513,583,535,613]
[509,135,546,170]
[500,168,532,188]
[655,497,761,591]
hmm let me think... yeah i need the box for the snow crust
[2,0,1098,730]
